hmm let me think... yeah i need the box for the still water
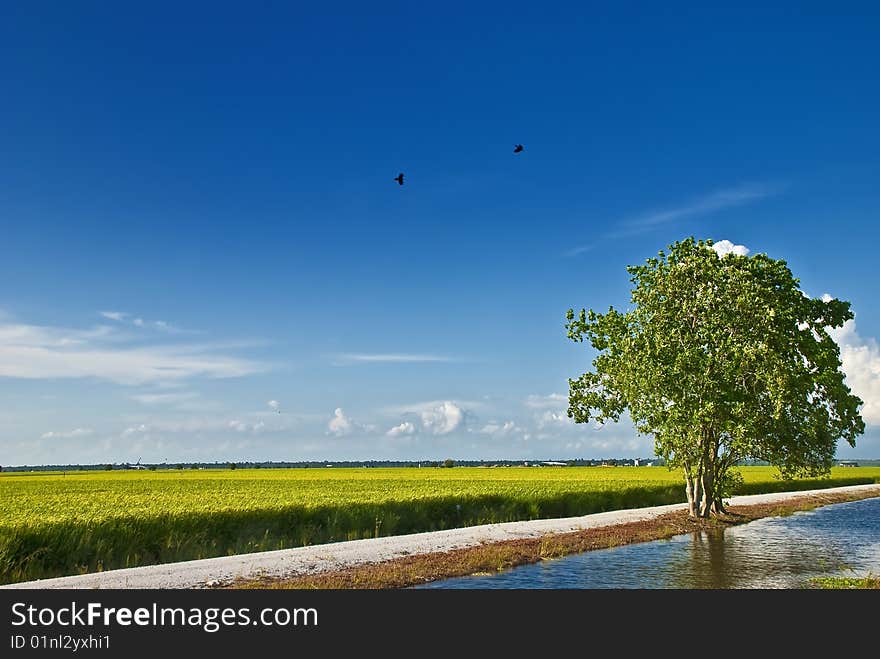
[418,497,880,589]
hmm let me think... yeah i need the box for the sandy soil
[4,483,879,590]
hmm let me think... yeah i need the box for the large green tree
[566,237,864,518]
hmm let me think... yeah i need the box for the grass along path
[233,487,880,589]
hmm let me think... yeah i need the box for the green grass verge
[808,575,880,589]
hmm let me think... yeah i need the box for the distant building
[838,460,859,467]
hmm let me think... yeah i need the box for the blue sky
[2,2,879,465]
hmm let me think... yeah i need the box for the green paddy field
[2,465,879,585]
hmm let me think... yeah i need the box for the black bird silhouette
[394,173,404,185]
[513,144,524,153]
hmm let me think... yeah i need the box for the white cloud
[524,393,568,409]
[327,408,353,436]
[480,420,519,436]
[711,239,750,258]
[123,416,275,437]
[0,320,265,385]
[133,318,145,327]
[386,421,416,437]
[228,419,267,434]
[523,392,581,432]
[828,318,880,426]
[335,353,452,364]
[153,320,183,333]
[383,399,485,415]
[267,400,280,412]
[537,410,574,428]
[40,428,93,440]
[419,401,464,435]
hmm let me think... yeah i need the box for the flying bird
[513,144,524,153]
[394,173,404,185]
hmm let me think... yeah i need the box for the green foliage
[566,237,865,516]
[715,468,745,500]
[442,459,456,468]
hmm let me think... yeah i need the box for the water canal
[418,497,880,588]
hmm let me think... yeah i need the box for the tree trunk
[699,469,714,518]
[686,474,704,518]
[685,473,697,518]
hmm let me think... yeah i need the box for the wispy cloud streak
[100,311,189,334]
[334,353,452,364]
[0,321,266,385]
[564,245,594,258]
[565,183,782,257]
[611,184,780,238]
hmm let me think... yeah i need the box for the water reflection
[417,497,880,589]
[663,522,850,589]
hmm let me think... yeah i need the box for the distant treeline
[3,457,879,472]
[2,458,664,472]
